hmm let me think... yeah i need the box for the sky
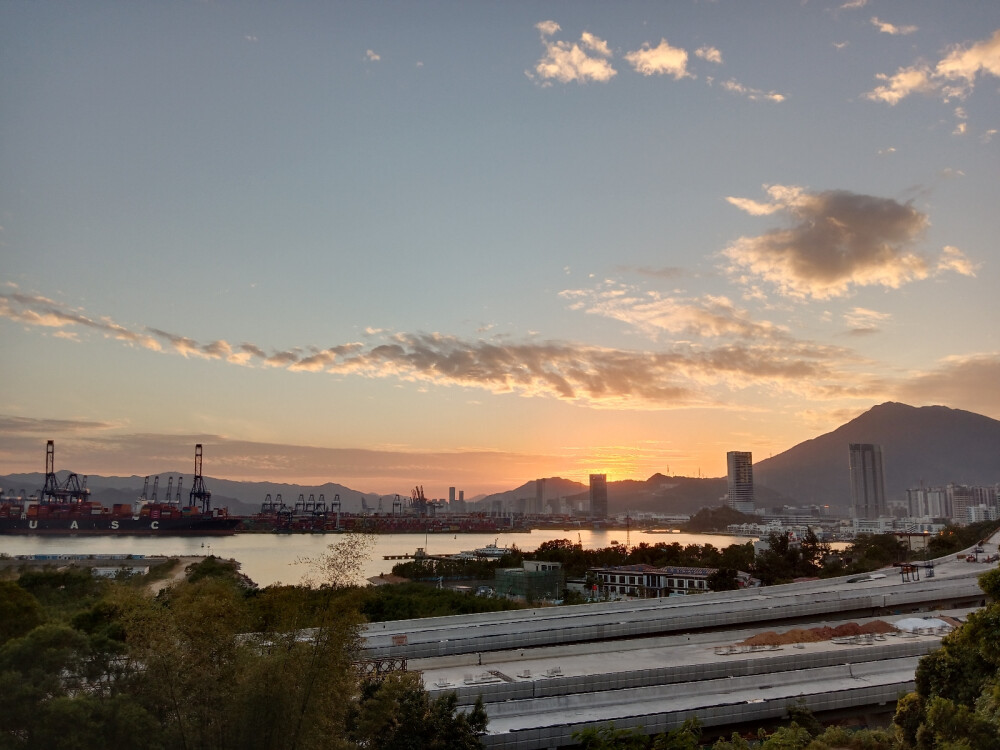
[2,1,999,499]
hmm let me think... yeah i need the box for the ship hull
[0,516,241,536]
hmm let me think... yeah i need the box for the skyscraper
[726,451,755,513]
[535,478,546,515]
[849,443,887,519]
[589,474,608,519]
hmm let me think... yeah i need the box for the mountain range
[2,402,998,517]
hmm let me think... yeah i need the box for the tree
[0,580,45,644]
[893,567,1000,748]
[572,723,650,749]
[112,534,373,750]
[707,568,739,592]
[349,671,487,749]
[652,718,701,750]
[0,622,158,749]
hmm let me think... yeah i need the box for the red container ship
[0,441,239,536]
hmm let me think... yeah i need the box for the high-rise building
[534,478,546,515]
[849,443,887,519]
[589,474,608,519]
[726,451,755,514]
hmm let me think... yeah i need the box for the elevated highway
[362,535,999,748]
[363,546,991,660]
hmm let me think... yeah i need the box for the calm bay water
[0,529,756,587]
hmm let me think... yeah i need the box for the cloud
[719,78,785,102]
[936,28,1000,88]
[840,0,867,9]
[0,423,573,491]
[871,17,918,36]
[864,64,934,104]
[833,41,850,50]
[694,46,723,64]
[866,28,1000,104]
[877,146,897,155]
[722,185,969,299]
[631,266,686,280]
[535,20,560,37]
[895,353,1000,417]
[365,49,381,62]
[1,289,860,410]
[936,246,977,277]
[0,416,119,435]
[580,31,612,57]
[560,283,790,342]
[725,185,806,216]
[529,22,616,84]
[0,293,162,350]
[625,39,691,79]
[843,307,891,336]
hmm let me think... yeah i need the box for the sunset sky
[2,1,998,498]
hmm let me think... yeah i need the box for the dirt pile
[739,620,896,646]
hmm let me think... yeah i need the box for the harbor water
[0,529,756,587]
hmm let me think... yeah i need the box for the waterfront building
[590,474,608,519]
[849,443,887,519]
[726,451,755,514]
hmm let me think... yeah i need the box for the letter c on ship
[150,521,159,530]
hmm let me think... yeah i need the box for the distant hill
[4,402,997,518]
[474,474,785,517]
[754,402,1000,511]
[475,477,587,512]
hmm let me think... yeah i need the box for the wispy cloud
[723,185,970,299]
[0,293,162,350]
[870,17,918,36]
[719,78,785,102]
[840,0,867,9]
[0,290,864,410]
[843,307,891,336]
[936,246,977,277]
[0,424,571,490]
[560,283,790,342]
[896,353,1000,416]
[624,39,691,79]
[365,49,381,62]
[0,415,119,435]
[528,21,616,85]
[866,28,1000,104]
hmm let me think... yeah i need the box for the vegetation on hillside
[0,536,489,750]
